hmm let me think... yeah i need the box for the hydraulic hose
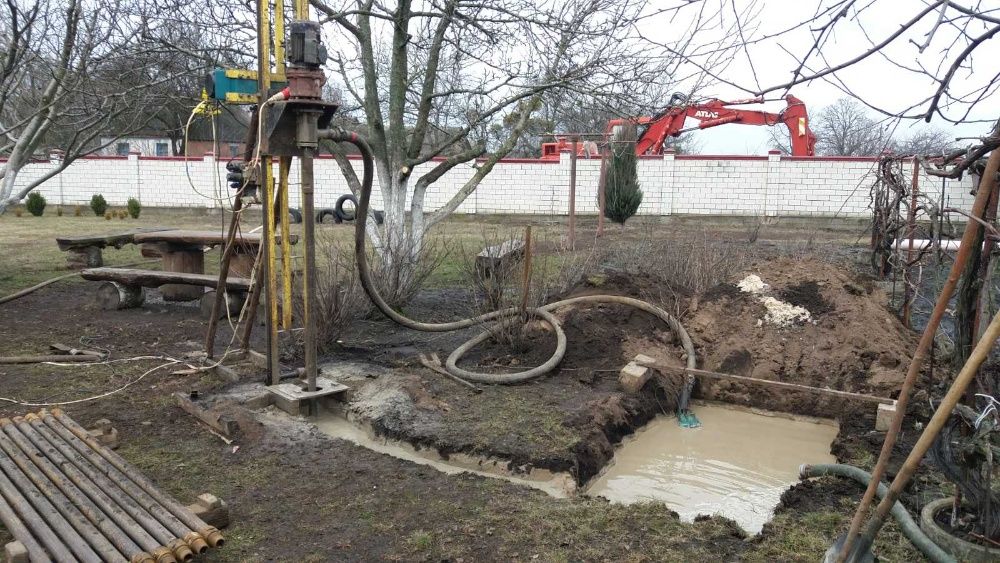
[320,129,697,394]
[799,463,955,563]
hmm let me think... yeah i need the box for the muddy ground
[0,241,952,561]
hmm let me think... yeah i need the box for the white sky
[655,0,1000,154]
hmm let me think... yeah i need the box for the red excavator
[540,94,816,159]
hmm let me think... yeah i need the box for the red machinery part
[540,94,816,159]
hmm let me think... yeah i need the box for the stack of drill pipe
[0,409,224,562]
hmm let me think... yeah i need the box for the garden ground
[0,208,952,561]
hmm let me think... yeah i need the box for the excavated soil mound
[689,257,917,417]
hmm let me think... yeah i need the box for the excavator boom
[540,95,816,159]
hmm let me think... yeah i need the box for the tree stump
[67,246,103,269]
[160,245,205,301]
[96,282,144,310]
[200,290,247,320]
[475,239,525,281]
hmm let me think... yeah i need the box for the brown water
[311,411,576,497]
[585,402,838,534]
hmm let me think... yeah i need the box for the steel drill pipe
[38,411,212,554]
[0,419,107,562]
[19,415,177,562]
[26,413,188,555]
[26,415,186,560]
[49,409,224,548]
[4,418,144,561]
[838,144,1000,562]
[0,462,63,562]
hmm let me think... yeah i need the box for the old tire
[920,497,999,562]
[317,208,339,224]
[335,194,358,221]
[288,208,303,224]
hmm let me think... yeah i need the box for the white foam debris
[737,274,769,295]
[738,274,812,327]
[760,296,812,327]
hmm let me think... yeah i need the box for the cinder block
[875,401,897,432]
[619,353,656,394]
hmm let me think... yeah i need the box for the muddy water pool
[585,402,838,534]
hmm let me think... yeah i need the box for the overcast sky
[658,0,999,154]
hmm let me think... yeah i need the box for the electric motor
[289,21,327,68]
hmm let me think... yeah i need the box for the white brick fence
[6,150,976,218]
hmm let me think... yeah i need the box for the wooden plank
[172,392,238,437]
[81,268,251,290]
[0,355,102,364]
[55,227,175,251]
[638,361,895,405]
[134,230,298,247]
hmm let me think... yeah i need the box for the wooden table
[55,227,175,268]
[133,230,298,301]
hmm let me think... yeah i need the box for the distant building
[99,111,249,158]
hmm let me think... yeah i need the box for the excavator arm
[541,95,816,159]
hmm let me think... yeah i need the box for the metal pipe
[568,137,578,250]
[38,412,213,554]
[21,415,179,561]
[49,409,224,548]
[0,463,62,562]
[278,156,293,329]
[300,146,318,391]
[263,161,282,384]
[0,420,107,562]
[3,419,144,562]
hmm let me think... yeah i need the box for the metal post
[278,157,293,329]
[300,146,318,391]
[902,158,919,327]
[520,226,533,316]
[568,137,578,250]
[597,144,607,237]
[257,0,281,385]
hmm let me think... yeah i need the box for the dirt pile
[689,257,918,416]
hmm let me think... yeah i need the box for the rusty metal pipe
[25,415,183,555]
[0,420,107,562]
[0,463,61,562]
[49,409,224,548]
[4,418,144,561]
[38,411,211,554]
[19,415,176,562]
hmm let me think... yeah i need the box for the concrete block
[875,401,897,432]
[267,376,349,416]
[88,419,119,449]
[619,354,656,394]
[4,541,28,563]
[186,493,230,529]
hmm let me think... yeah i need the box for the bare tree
[892,125,956,156]
[313,0,732,295]
[0,0,245,213]
[813,98,891,156]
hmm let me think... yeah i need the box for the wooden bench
[133,230,297,302]
[56,227,175,268]
[81,268,252,311]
